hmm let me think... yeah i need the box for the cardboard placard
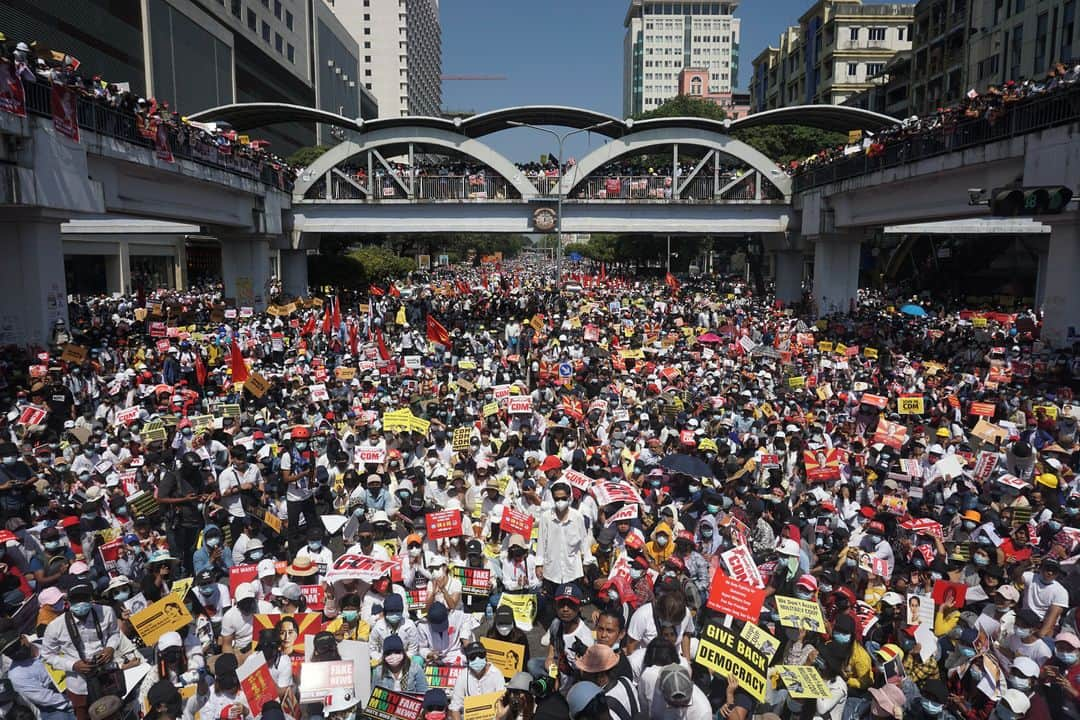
[244,373,271,398]
[450,566,492,596]
[425,509,464,540]
[229,563,260,596]
[479,637,526,679]
[324,554,400,583]
[720,544,763,589]
[774,595,827,632]
[932,580,967,609]
[263,510,283,534]
[130,594,194,646]
[463,691,503,720]
[452,426,472,452]
[775,665,831,699]
[970,401,996,418]
[706,572,765,623]
[898,394,925,414]
[694,617,768,702]
[61,344,88,364]
[507,396,533,414]
[497,593,537,628]
[365,687,424,720]
[299,660,354,703]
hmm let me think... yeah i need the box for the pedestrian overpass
[190,104,896,237]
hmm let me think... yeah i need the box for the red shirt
[1000,538,1034,563]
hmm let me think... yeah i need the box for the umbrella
[697,332,723,343]
[660,453,715,479]
[899,304,927,317]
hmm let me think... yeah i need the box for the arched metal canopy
[189,102,899,139]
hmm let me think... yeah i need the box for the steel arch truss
[559,127,792,203]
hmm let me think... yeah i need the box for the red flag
[375,328,391,361]
[322,301,332,335]
[665,272,681,294]
[194,353,207,387]
[348,321,359,356]
[302,313,316,336]
[426,315,450,346]
[369,284,384,297]
[456,280,470,295]
[600,263,607,281]
[388,283,401,298]
[481,273,489,290]
[229,339,249,383]
[332,295,341,331]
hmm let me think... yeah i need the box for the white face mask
[431,567,446,579]
[409,547,422,558]
[554,499,570,513]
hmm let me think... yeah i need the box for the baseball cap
[1000,689,1031,714]
[383,593,404,613]
[995,585,1020,602]
[88,696,123,720]
[157,631,182,651]
[777,538,800,556]
[576,644,618,674]
[257,558,278,578]
[658,664,694,706]
[427,601,449,632]
[508,671,532,691]
[382,634,404,655]
[1011,656,1039,678]
[423,689,448,710]
[234,581,255,601]
[566,682,605,717]
[555,583,584,604]
[1055,631,1080,649]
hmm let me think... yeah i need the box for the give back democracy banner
[694,617,770,702]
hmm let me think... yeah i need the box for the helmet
[291,426,311,440]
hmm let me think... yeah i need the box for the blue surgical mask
[70,602,93,618]
[795,590,813,601]
[832,632,851,644]
[656,536,668,548]
[309,541,322,551]
[1008,675,1031,691]
[205,537,220,549]
[968,666,983,683]
[45,541,61,551]
[1056,650,1079,665]
[296,442,308,451]
[386,613,402,625]
[1049,520,1063,532]
[199,585,216,597]
[114,590,131,601]
[248,550,264,561]
[468,656,487,673]
[342,610,359,623]
[1015,628,1032,640]
[958,646,976,658]
[973,555,990,567]
[921,699,944,716]
[706,504,721,514]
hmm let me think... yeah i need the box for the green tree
[634,95,728,121]
[733,126,847,167]
[287,145,330,168]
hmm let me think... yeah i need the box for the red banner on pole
[706,572,766,623]
[50,83,79,142]
[155,122,174,163]
[0,60,26,117]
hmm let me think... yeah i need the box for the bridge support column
[280,249,309,298]
[774,250,804,305]
[1040,219,1080,347]
[221,235,272,311]
[813,232,861,316]
[0,217,69,346]
[1035,243,1049,311]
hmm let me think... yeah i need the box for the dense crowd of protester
[0,258,1079,720]
[0,35,296,190]
[788,61,1080,176]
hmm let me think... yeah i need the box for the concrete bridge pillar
[280,249,309,299]
[220,235,272,311]
[774,250,804,306]
[813,231,861,316]
[1040,218,1080,348]
[0,215,69,346]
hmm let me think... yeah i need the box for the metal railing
[316,173,516,201]
[19,80,293,192]
[793,81,1080,193]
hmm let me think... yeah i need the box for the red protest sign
[803,449,842,481]
[17,405,47,426]
[970,402,996,418]
[0,60,26,117]
[425,509,463,540]
[50,83,79,142]
[706,572,765,623]
[229,563,260,596]
[499,506,534,538]
[932,579,967,609]
[238,656,279,716]
[300,584,325,611]
[872,418,908,450]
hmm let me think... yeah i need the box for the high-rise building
[907,0,1077,117]
[326,0,442,118]
[623,0,741,118]
[1,0,377,153]
[749,0,914,113]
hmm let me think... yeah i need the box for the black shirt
[158,470,203,526]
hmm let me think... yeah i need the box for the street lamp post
[508,120,613,290]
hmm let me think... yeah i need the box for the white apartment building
[623,0,741,117]
[327,0,442,117]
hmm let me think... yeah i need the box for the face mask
[384,652,405,667]
[795,590,813,601]
[688,484,700,493]
[656,536,668,548]
[468,657,487,673]
[1057,650,1079,665]
[386,613,402,625]
[1008,676,1031,690]
[70,602,93,618]
[309,541,322,551]
[832,632,851,644]
[977,536,993,546]
[113,589,131,602]
[341,610,359,623]
[819,583,833,594]
[1015,627,1032,640]
[45,541,61,551]
[496,623,514,636]
[963,520,977,530]
[409,547,422,558]
[706,504,720,514]
[701,528,714,539]
[958,646,976,658]
[554,500,569,513]
[649,479,662,488]
[1,457,16,466]
[296,442,308,451]
[1049,520,1063,533]
[921,700,944,716]
[973,555,990,567]
[427,713,447,720]
[249,550,264,561]
[845,557,857,567]
[199,585,216,597]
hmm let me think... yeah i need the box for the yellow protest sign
[244,373,271,398]
[1034,404,1058,419]
[463,692,504,720]
[335,366,356,381]
[452,426,472,452]
[787,376,805,389]
[972,317,988,328]
[694,617,768,702]
[897,395,925,415]
[264,509,283,534]
[45,662,66,692]
[479,637,526,679]
[498,593,537,626]
[739,622,780,663]
[817,341,834,353]
[530,315,545,333]
[171,577,193,600]
[835,343,848,356]
[863,347,878,359]
[459,360,477,370]
[775,665,831,699]
[483,402,499,418]
[382,409,416,432]
[774,595,827,632]
[131,594,194,646]
[619,349,644,360]
[816,384,833,401]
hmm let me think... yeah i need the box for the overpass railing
[792,81,1080,192]
[20,81,293,192]
[322,173,516,201]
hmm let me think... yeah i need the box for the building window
[364,41,371,48]
[1010,23,1023,78]
[364,27,371,35]
[866,62,884,76]
[847,62,858,76]
[690,77,703,94]
[849,27,859,41]
[1034,12,1048,74]
[275,33,283,52]
[274,0,281,18]
[287,43,294,62]
[1064,1,1076,63]
[231,0,241,18]
[285,10,293,30]
[262,21,270,42]
[247,8,256,30]
[365,69,372,76]
[897,27,905,41]
[868,27,886,41]
[1015,0,1025,11]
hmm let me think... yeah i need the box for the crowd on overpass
[788,61,1080,176]
[0,34,297,190]
[1,258,1079,720]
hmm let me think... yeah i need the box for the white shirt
[279,451,313,502]
[1021,571,1069,620]
[218,464,261,518]
[536,507,594,584]
[221,607,255,649]
[41,605,122,695]
[449,663,505,712]
[628,603,695,647]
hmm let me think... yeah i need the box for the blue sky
[439,0,828,162]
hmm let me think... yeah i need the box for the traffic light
[989,186,1074,216]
